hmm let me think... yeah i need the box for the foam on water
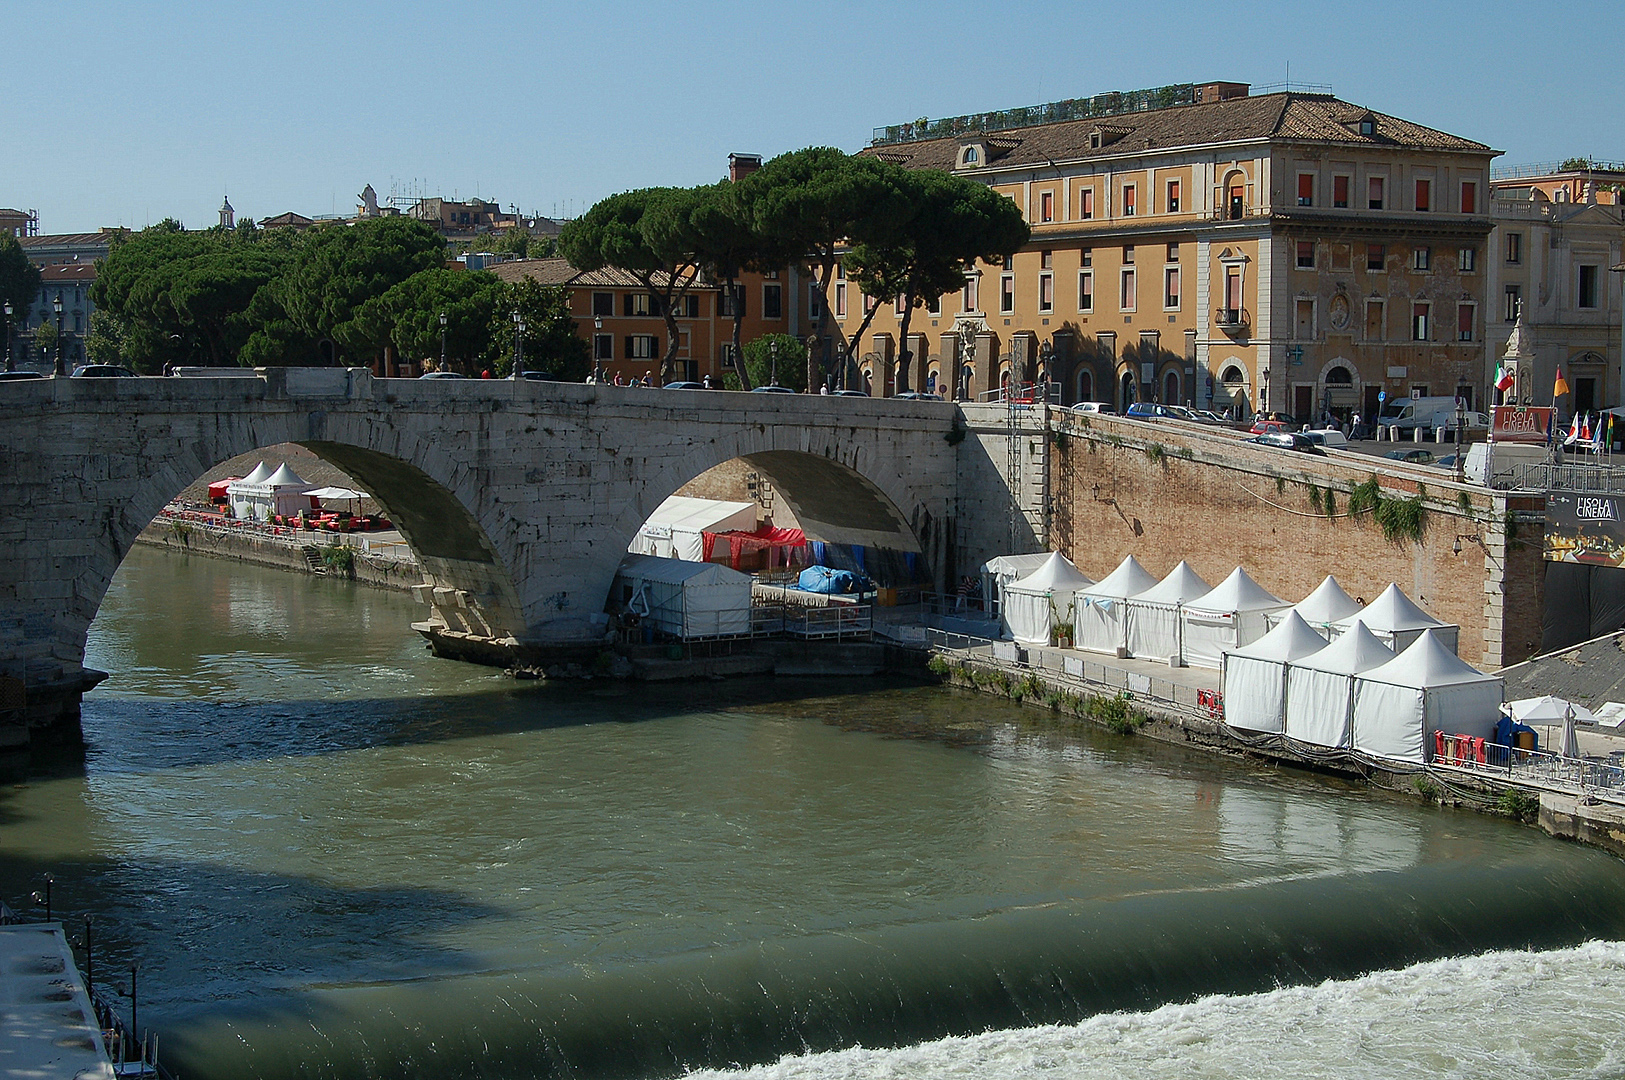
[691,941,1625,1080]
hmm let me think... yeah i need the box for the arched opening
[925,366,940,394]
[1119,370,1136,411]
[1162,370,1180,406]
[1076,367,1095,403]
[1215,365,1250,420]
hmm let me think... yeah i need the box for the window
[1367,243,1386,272]
[1415,179,1431,212]
[1504,284,1522,322]
[1002,254,1014,271]
[1366,299,1385,340]
[1120,269,1136,311]
[1166,179,1181,213]
[963,275,979,312]
[626,334,658,359]
[1506,232,1522,264]
[1296,240,1315,269]
[593,333,613,360]
[864,292,877,313]
[762,283,783,319]
[999,273,1015,313]
[1296,298,1315,338]
[894,293,907,316]
[1077,271,1094,312]
[1412,302,1430,341]
[625,293,652,317]
[676,294,700,318]
[1079,187,1094,219]
[926,292,940,316]
[1457,302,1475,342]
[1123,245,1134,265]
[1228,183,1245,219]
[1461,181,1478,214]
[1459,247,1477,273]
[1164,267,1180,309]
[1040,249,1053,269]
[1166,242,1178,262]
[591,291,614,317]
[1297,173,1315,206]
[1080,247,1092,268]
[1122,184,1136,216]
[1359,116,1375,137]
[808,284,822,320]
[1580,264,1600,309]
[1223,268,1242,319]
[1368,176,1385,210]
[1333,175,1350,208]
[1413,246,1431,272]
[834,281,847,317]
[1039,272,1054,313]
[719,284,744,317]
[1039,190,1054,222]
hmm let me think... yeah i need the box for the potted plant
[1053,622,1074,649]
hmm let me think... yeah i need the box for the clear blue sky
[3,0,1620,235]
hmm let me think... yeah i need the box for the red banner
[1492,406,1554,444]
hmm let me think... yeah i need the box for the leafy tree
[350,268,508,375]
[719,333,806,392]
[0,236,41,334]
[33,319,58,368]
[688,181,795,390]
[489,227,533,258]
[844,169,1029,392]
[558,187,705,383]
[749,148,911,390]
[85,309,129,364]
[489,276,590,380]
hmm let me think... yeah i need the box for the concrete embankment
[134,517,421,593]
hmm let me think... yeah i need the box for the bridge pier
[0,669,106,765]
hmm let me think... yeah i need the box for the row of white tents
[992,552,1459,669]
[226,461,371,522]
[1224,615,1502,763]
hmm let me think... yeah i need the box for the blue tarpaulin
[797,566,857,594]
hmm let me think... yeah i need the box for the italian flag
[1494,364,1514,393]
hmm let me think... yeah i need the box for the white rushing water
[694,941,1625,1080]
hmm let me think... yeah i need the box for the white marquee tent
[1180,567,1289,669]
[1002,553,1094,645]
[1350,630,1503,763]
[1330,584,1458,654]
[611,553,753,639]
[227,461,313,522]
[1267,575,1363,637]
[631,495,758,562]
[981,553,1053,612]
[1124,561,1211,662]
[1222,612,1333,733]
[1074,556,1160,655]
[1284,622,1394,748]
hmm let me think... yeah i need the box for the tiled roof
[19,233,112,249]
[40,263,96,283]
[489,258,715,291]
[861,93,1492,172]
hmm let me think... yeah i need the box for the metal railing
[1492,158,1625,180]
[1213,307,1251,329]
[977,381,1062,404]
[154,507,414,560]
[1432,739,1625,804]
[781,604,872,640]
[1505,459,1625,494]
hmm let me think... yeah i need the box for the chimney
[1195,82,1250,104]
[728,153,763,182]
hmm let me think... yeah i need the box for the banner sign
[1545,491,1625,566]
[1492,406,1554,444]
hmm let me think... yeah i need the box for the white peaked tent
[1075,556,1160,655]
[611,553,753,638]
[1284,623,1394,748]
[1268,575,1363,637]
[1002,553,1094,645]
[1124,561,1211,661]
[1330,584,1459,654]
[1350,630,1503,763]
[1222,612,1333,733]
[227,461,312,521]
[632,495,758,561]
[982,553,1053,610]
[1180,567,1290,668]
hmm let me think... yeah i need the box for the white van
[1376,396,1463,435]
[1462,442,1551,487]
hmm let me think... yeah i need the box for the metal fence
[1432,740,1625,804]
[1506,459,1625,494]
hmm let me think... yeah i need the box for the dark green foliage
[1145,443,1165,465]
[1348,476,1383,516]
[0,236,41,328]
[719,334,807,392]
[1497,789,1540,823]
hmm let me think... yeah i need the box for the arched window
[1076,368,1094,403]
[1120,371,1137,410]
[1326,365,1353,386]
[1222,365,1246,385]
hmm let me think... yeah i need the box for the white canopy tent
[1330,584,1458,654]
[1350,630,1503,763]
[1268,575,1363,637]
[1180,567,1289,669]
[1002,553,1094,645]
[631,495,758,562]
[1124,562,1211,662]
[611,553,753,639]
[981,553,1053,612]
[1222,612,1332,733]
[1283,623,1394,748]
[1074,556,1159,655]
[227,461,313,522]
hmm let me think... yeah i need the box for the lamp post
[511,310,525,379]
[2,301,11,373]
[769,339,778,386]
[593,316,604,383]
[1454,397,1466,483]
[438,311,447,374]
[52,294,64,377]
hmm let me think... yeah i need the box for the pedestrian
[702,373,714,389]
[613,372,624,386]
[1351,411,1363,439]
[819,384,829,395]
[642,370,653,387]
[480,368,493,379]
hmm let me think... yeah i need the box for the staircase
[302,546,327,574]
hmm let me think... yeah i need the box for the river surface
[3,545,1623,1080]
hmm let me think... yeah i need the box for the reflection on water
[0,545,1615,1080]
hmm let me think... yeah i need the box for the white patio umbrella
[1560,711,1581,759]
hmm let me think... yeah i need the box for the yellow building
[849,82,1498,422]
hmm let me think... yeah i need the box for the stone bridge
[0,369,1040,747]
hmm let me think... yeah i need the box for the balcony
[1213,307,1251,332]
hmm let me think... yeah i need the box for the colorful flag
[1495,364,1514,393]
[1555,367,1571,399]
[1566,413,1581,445]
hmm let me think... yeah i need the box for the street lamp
[769,339,778,386]
[438,311,448,374]
[2,301,11,373]
[52,294,64,377]
[593,316,604,383]
[511,310,525,379]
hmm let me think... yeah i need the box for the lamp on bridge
[769,339,778,386]
[438,311,448,374]
[511,310,526,380]
[593,317,604,383]
[52,294,64,377]
[2,301,11,374]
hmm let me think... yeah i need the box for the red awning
[702,526,808,569]
[208,478,240,500]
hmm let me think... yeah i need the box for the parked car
[830,389,869,397]
[0,371,47,381]
[518,371,552,381]
[750,384,797,394]
[1384,448,1437,465]
[1432,454,1460,471]
[1069,401,1115,415]
[1299,428,1350,448]
[418,371,466,379]
[1249,419,1290,436]
[1247,432,1325,455]
[662,381,705,390]
[1124,402,1178,421]
[894,391,942,401]
[70,365,138,378]
[1193,409,1230,424]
